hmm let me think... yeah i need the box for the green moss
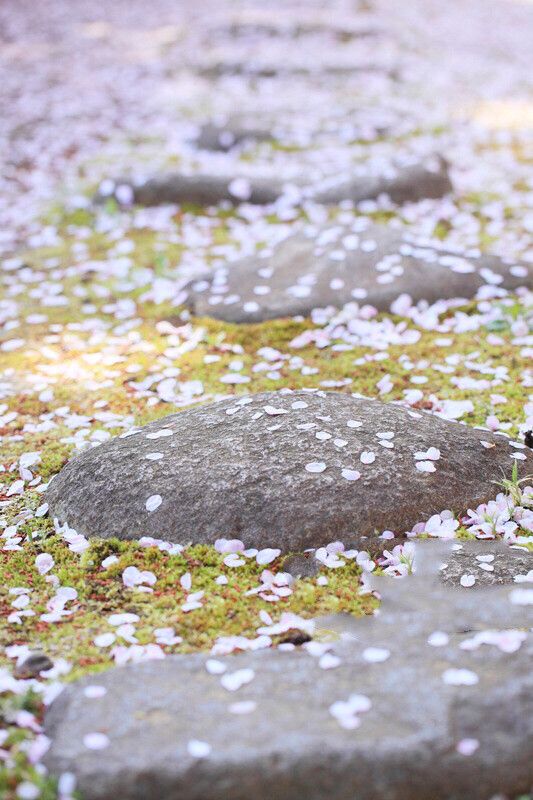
[0,533,378,682]
[0,689,82,799]
[2,69,533,800]
[0,165,532,800]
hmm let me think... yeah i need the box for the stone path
[1,1,533,798]
[43,541,533,800]
[438,539,533,588]
[45,390,533,550]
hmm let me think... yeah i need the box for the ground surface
[1,0,533,798]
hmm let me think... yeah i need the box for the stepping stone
[43,542,533,800]
[312,155,452,205]
[211,19,382,41]
[197,60,396,79]
[44,390,533,551]
[193,123,274,152]
[95,159,451,211]
[314,539,533,636]
[184,222,532,323]
[95,174,282,207]
[282,552,323,580]
[283,539,533,587]
[439,539,533,588]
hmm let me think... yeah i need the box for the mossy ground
[2,196,533,656]
[2,139,533,800]
[0,519,378,683]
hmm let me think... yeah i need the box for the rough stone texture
[43,541,533,800]
[94,159,449,210]
[45,390,533,550]
[439,539,533,587]
[95,174,282,207]
[184,222,532,323]
[194,123,274,152]
[282,553,323,580]
[313,156,452,205]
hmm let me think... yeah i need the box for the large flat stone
[438,539,533,587]
[208,15,384,41]
[44,390,533,550]
[184,222,532,322]
[95,159,450,210]
[43,542,533,800]
[196,60,396,79]
[95,174,282,207]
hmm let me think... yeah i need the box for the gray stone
[282,553,323,580]
[44,390,533,551]
[14,652,54,679]
[285,539,533,589]
[212,20,382,40]
[194,123,273,152]
[439,539,533,588]
[184,222,532,323]
[95,174,282,207]
[43,541,533,800]
[95,158,451,212]
[197,60,395,79]
[313,156,452,205]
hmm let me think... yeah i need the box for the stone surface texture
[196,60,395,79]
[95,159,451,211]
[194,123,274,151]
[313,156,452,204]
[283,539,533,587]
[43,541,533,800]
[281,553,323,580]
[438,539,533,587]
[45,390,533,550]
[95,174,282,207]
[184,222,532,323]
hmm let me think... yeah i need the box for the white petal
[83,732,109,750]
[341,469,361,481]
[362,647,390,663]
[187,739,211,758]
[145,495,162,511]
[415,461,436,473]
[228,700,257,714]
[305,461,326,473]
[442,668,479,686]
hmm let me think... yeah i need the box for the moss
[0,689,83,799]
[0,532,378,682]
[2,162,533,800]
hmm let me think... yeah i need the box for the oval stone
[44,390,533,551]
[183,223,532,323]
